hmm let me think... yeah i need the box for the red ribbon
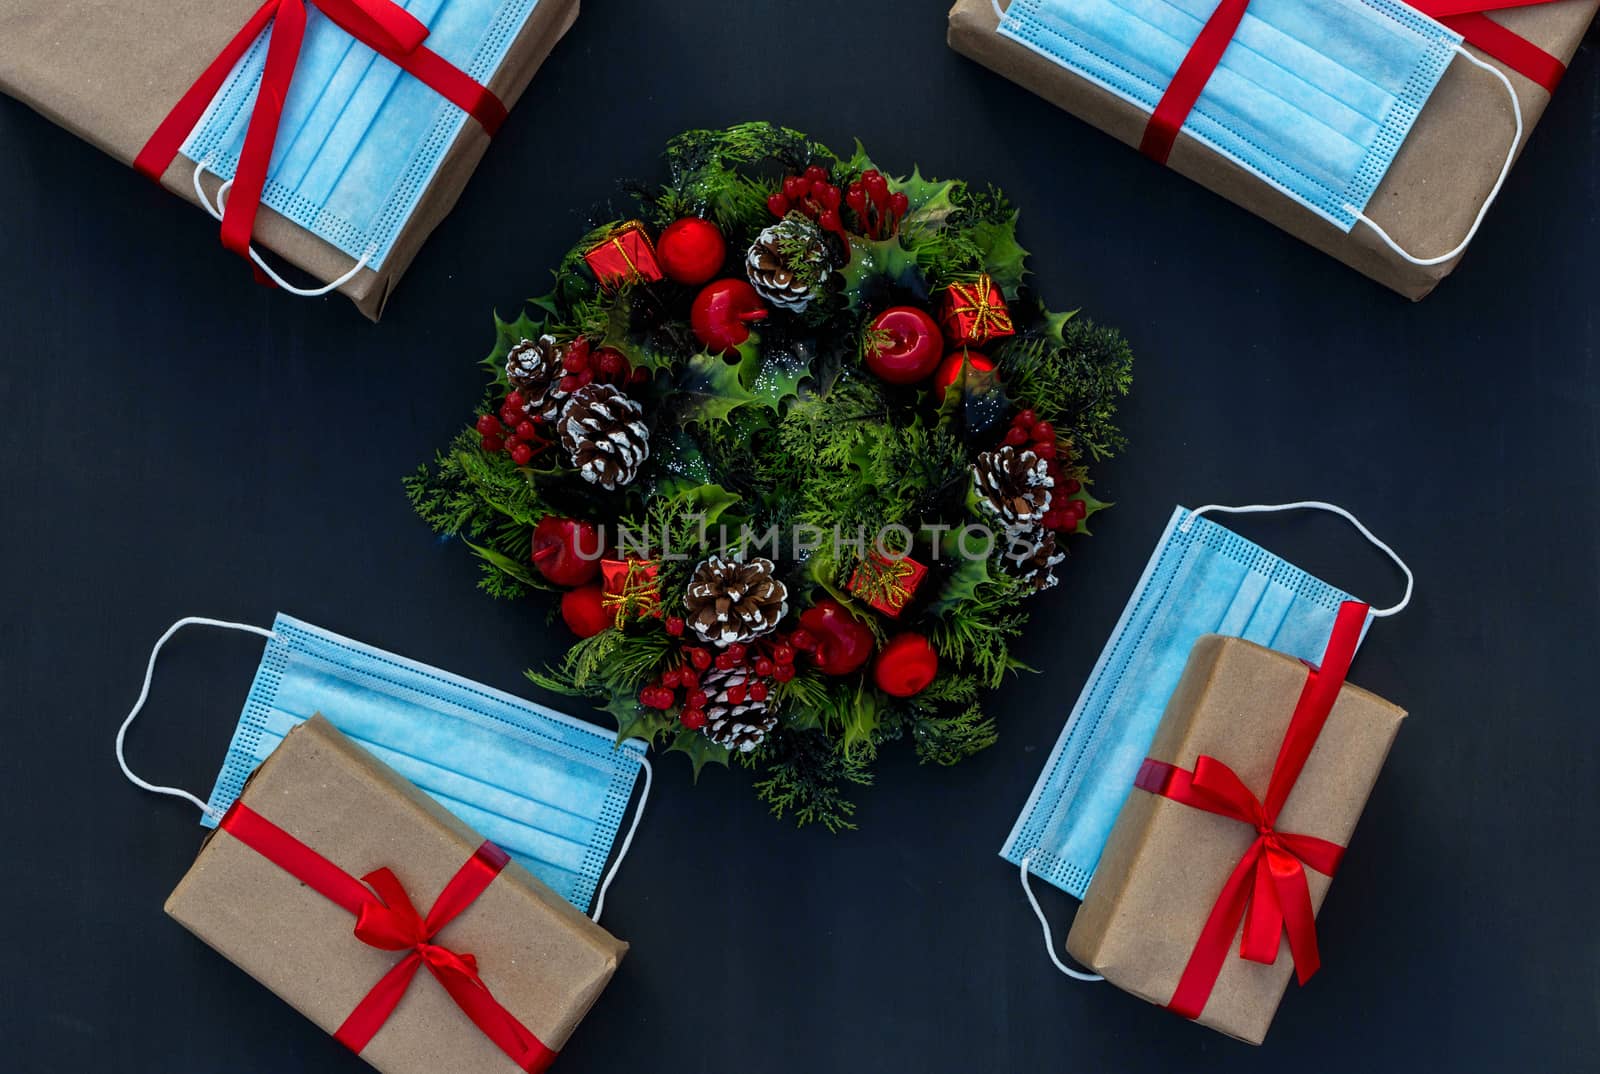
[135,0,507,283]
[219,802,556,1072]
[1133,599,1368,1021]
[1139,0,1566,165]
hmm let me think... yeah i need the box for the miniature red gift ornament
[600,558,662,625]
[939,275,1014,348]
[847,552,928,618]
[584,222,663,289]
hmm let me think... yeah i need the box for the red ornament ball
[656,218,727,286]
[691,278,769,356]
[865,306,944,384]
[531,516,603,587]
[561,585,612,638]
[872,634,939,698]
[932,350,996,404]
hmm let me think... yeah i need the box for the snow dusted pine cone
[972,445,1054,536]
[746,216,830,313]
[1010,527,1066,592]
[698,663,777,753]
[504,335,570,422]
[684,555,789,646]
[557,383,650,490]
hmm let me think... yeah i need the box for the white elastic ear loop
[116,616,279,820]
[991,0,1007,19]
[1018,853,1103,981]
[589,754,652,926]
[1344,45,1523,267]
[1180,501,1413,617]
[191,160,374,297]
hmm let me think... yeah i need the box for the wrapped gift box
[165,714,625,1073]
[949,0,1598,299]
[0,0,580,320]
[1066,616,1405,1043]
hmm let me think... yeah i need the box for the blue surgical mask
[115,614,650,919]
[1002,503,1411,901]
[180,0,542,269]
[993,0,1461,234]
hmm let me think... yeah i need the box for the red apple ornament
[872,634,939,697]
[691,278,769,356]
[798,599,877,676]
[865,306,943,384]
[657,218,727,286]
[561,584,612,638]
[933,350,997,404]
[531,516,603,586]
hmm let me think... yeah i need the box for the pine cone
[972,445,1054,534]
[1010,527,1065,592]
[685,555,789,646]
[505,335,569,423]
[698,664,777,753]
[746,216,829,313]
[557,383,650,490]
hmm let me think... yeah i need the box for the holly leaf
[933,351,1007,443]
[968,212,1029,298]
[676,483,742,527]
[1042,307,1080,344]
[739,338,813,413]
[668,729,731,780]
[1061,485,1112,537]
[486,309,545,377]
[893,167,960,235]
[839,236,926,314]
[608,694,678,746]
[838,139,881,181]
[674,351,761,424]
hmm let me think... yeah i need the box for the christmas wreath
[407,124,1134,831]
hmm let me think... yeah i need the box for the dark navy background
[2,3,1597,1070]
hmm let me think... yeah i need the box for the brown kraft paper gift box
[0,0,580,321]
[948,0,1598,299]
[1065,634,1406,1044]
[165,714,626,1073]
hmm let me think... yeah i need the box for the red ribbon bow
[1133,599,1368,1020]
[220,802,556,1072]
[1140,0,1566,165]
[135,0,507,284]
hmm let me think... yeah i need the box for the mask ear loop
[1180,501,1413,617]
[1018,852,1104,981]
[589,754,652,926]
[116,616,280,820]
[191,160,375,297]
[1344,45,1523,268]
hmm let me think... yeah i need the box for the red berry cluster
[768,165,847,243]
[643,618,803,729]
[844,169,908,240]
[476,405,550,466]
[475,339,648,464]
[1003,409,1087,534]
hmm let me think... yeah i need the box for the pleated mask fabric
[202,613,645,913]
[1001,506,1368,899]
[181,0,543,269]
[995,0,1461,231]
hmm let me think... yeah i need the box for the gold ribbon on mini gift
[947,274,1014,342]
[589,222,657,286]
[849,555,918,614]
[601,558,661,626]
